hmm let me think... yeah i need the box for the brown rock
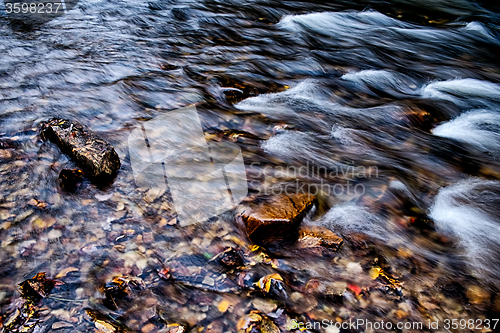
[141,323,157,333]
[466,285,490,305]
[237,194,315,244]
[204,321,224,333]
[41,118,120,182]
[0,149,12,159]
[297,226,344,253]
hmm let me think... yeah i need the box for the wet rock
[204,321,224,333]
[237,194,315,244]
[3,302,41,332]
[0,149,12,159]
[86,309,126,333]
[209,247,244,269]
[257,274,288,300]
[58,169,84,191]
[297,226,344,254]
[221,88,246,104]
[141,323,157,333]
[41,118,120,183]
[103,275,145,310]
[252,298,278,314]
[163,258,241,293]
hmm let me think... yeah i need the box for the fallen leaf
[95,320,117,333]
[218,299,230,313]
[347,284,362,295]
[28,199,48,209]
[55,267,79,279]
[18,272,55,300]
[369,267,382,279]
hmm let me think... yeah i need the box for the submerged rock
[210,247,245,269]
[41,118,120,182]
[103,275,145,310]
[237,194,315,244]
[58,168,85,191]
[297,226,344,254]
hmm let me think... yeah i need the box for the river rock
[41,118,120,182]
[237,193,315,244]
[297,226,344,254]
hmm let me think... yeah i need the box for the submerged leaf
[18,272,56,301]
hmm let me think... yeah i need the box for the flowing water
[1,0,500,332]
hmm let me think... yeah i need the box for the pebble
[47,229,62,240]
[142,232,154,244]
[346,262,363,274]
[325,326,340,333]
[252,298,278,313]
[52,321,74,330]
[0,150,12,159]
[202,275,215,286]
[141,323,156,333]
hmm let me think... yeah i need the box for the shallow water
[1,0,500,332]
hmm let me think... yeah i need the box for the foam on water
[261,131,344,168]
[463,22,500,43]
[312,202,393,242]
[432,109,500,155]
[422,79,500,107]
[234,79,332,113]
[430,178,500,282]
[235,79,404,125]
[278,11,407,35]
[341,69,421,97]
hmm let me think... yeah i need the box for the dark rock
[209,247,244,269]
[103,276,145,310]
[297,226,344,254]
[257,274,288,300]
[237,194,316,244]
[58,169,84,191]
[221,88,246,104]
[86,309,127,332]
[41,118,120,182]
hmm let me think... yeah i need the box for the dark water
[1,0,500,332]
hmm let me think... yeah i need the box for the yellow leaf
[218,299,230,313]
[95,320,116,333]
[369,267,382,280]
